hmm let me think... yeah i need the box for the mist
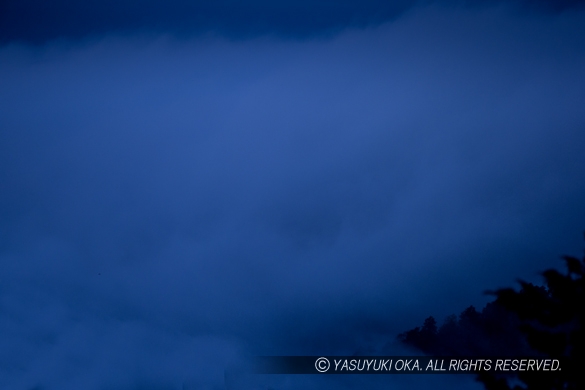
[1,3,585,389]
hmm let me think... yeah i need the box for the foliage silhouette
[398,235,585,390]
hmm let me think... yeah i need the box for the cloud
[1,4,585,389]
[2,0,585,44]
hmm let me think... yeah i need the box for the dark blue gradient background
[1,1,585,389]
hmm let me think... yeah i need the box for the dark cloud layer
[1,0,585,44]
[1,3,585,389]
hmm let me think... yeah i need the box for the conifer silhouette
[399,234,585,389]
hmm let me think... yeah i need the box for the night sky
[1,1,585,389]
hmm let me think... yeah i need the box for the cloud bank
[2,0,585,43]
[1,3,585,389]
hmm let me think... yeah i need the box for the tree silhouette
[399,235,585,390]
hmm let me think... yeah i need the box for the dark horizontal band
[255,356,578,374]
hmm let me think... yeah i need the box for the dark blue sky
[2,0,585,43]
[1,1,585,389]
